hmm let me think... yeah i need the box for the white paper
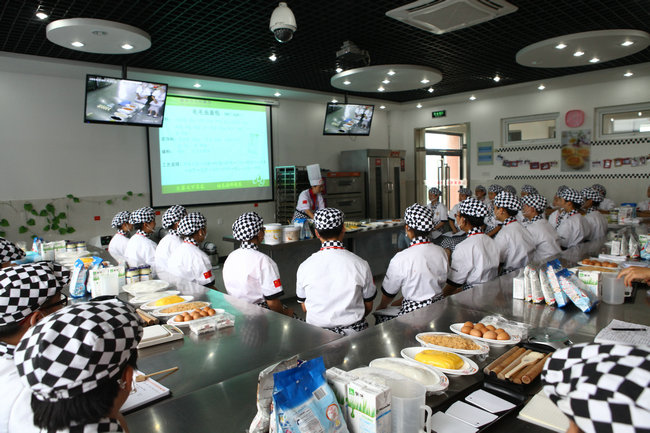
[121,371,171,413]
[445,401,497,427]
[429,412,478,433]
[465,389,515,413]
[517,390,570,433]
[594,319,650,346]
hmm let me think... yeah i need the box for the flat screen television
[84,75,168,127]
[323,103,374,135]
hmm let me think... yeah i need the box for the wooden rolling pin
[498,349,531,380]
[483,346,520,375]
[490,347,527,376]
[136,309,159,326]
[522,352,552,384]
[512,353,545,384]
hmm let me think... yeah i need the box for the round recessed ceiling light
[343,80,351,85]
[331,98,338,103]
[274,91,281,97]
[516,29,650,68]
[589,57,599,63]
[538,84,546,90]
[416,103,422,108]
[420,78,430,84]
[387,70,396,76]
[555,43,567,49]
[621,40,634,46]
[382,78,390,84]
[380,105,386,109]
[331,65,442,93]
[469,95,476,101]
[193,83,202,88]
[36,11,49,20]
[493,74,501,82]
[46,18,151,54]
[70,41,85,47]
[121,43,134,50]
[427,87,434,93]
[624,71,634,77]
[269,53,277,61]
[377,86,385,92]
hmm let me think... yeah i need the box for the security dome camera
[270,2,296,43]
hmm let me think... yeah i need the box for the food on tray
[565,155,584,169]
[414,350,464,370]
[418,334,480,351]
[174,306,217,322]
[461,322,511,340]
[159,301,209,314]
[561,147,576,158]
[153,295,185,307]
[370,359,438,386]
[580,259,618,268]
[484,347,550,384]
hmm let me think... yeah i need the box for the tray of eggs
[167,307,224,326]
[450,322,520,345]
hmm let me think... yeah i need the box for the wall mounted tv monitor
[84,75,168,127]
[323,103,374,135]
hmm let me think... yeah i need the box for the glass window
[596,102,650,139]
[502,113,558,145]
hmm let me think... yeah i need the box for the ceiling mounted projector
[270,2,296,43]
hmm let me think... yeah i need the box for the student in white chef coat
[440,187,472,255]
[0,262,69,433]
[547,185,569,228]
[167,212,215,288]
[474,185,487,203]
[555,188,586,249]
[592,184,615,210]
[492,192,535,274]
[521,194,561,263]
[484,184,504,237]
[292,163,326,222]
[155,205,187,279]
[444,198,500,295]
[107,211,132,265]
[520,184,538,197]
[296,208,376,335]
[222,212,295,317]
[0,237,25,268]
[581,187,608,241]
[427,187,449,241]
[124,207,157,274]
[377,204,448,316]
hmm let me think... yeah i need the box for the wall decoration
[615,158,623,167]
[603,159,612,169]
[561,130,590,172]
[565,110,585,127]
[477,141,493,165]
[530,162,540,169]
[541,162,551,170]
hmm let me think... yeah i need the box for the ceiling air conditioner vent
[386,0,518,35]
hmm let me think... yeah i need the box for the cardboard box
[347,378,391,433]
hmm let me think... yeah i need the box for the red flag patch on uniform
[302,200,308,204]
[203,270,213,279]
[273,279,282,288]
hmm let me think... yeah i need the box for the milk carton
[346,378,391,433]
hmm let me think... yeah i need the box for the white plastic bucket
[263,223,282,245]
[283,225,300,243]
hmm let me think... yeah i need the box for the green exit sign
[432,110,446,118]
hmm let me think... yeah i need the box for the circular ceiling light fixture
[516,29,650,68]
[331,65,442,93]
[46,18,151,54]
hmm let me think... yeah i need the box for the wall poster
[560,130,591,172]
[477,141,493,165]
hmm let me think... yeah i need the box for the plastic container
[263,223,282,245]
[139,265,152,281]
[384,377,431,433]
[601,273,625,305]
[125,267,140,285]
[282,225,300,243]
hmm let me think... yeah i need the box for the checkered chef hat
[110,211,131,229]
[428,187,441,196]
[0,262,70,327]
[458,187,472,196]
[14,299,143,402]
[459,197,488,218]
[232,212,263,241]
[177,212,207,236]
[161,205,187,229]
[404,203,434,232]
[542,343,650,433]
[493,191,521,211]
[581,187,603,203]
[129,207,155,224]
[314,208,344,231]
[504,185,517,195]
[0,238,26,263]
[559,188,584,205]
[592,184,607,196]
[488,184,504,194]
[521,194,548,213]
[556,185,569,196]
[475,185,486,193]
[521,184,538,195]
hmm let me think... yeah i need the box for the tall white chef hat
[307,164,323,187]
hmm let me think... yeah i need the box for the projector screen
[148,95,274,207]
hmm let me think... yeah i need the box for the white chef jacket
[135,84,152,104]
[296,246,376,328]
[107,232,129,264]
[222,247,283,304]
[548,209,562,228]
[493,219,535,272]
[0,352,40,433]
[524,217,562,263]
[598,198,615,210]
[556,212,585,249]
[167,241,215,286]
[448,231,500,286]
[155,234,183,277]
[381,241,448,301]
[150,88,166,107]
[427,202,448,224]
[296,189,325,213]
[583,209,608,241]
[124,232,157,273]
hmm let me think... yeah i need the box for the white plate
[122,280,170,295]
[128,290,180,305]
[449,323,521,346]
[141,295,193,311]
[415,332,490,355]
[167,308,225,326]
[368,357,449,393]
[153,301,211,317]
[400,347,479,376]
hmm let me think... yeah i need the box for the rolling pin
[512,351,545,384]
[522,352,552,384]
[136,309,159,326]
[498,349,531,380]
[491,347,526,376]
[483,346,520,375]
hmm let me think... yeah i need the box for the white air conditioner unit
[386,0,518,35]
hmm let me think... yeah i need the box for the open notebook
[121,371,171,413]
[518,390,570,433]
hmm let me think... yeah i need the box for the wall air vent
[386,0,518,35]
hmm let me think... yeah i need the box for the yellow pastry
[414,350,464,370]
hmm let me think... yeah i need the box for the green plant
[105,190,143,205]
[22,202,74,235]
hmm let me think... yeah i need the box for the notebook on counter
[594,319,650,346]
[121,371,171,413]
[517,390,570,433]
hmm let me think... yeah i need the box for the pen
[611,328,647,331]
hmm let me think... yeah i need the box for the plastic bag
[538,268,556,306]
[545,260,569,307]
[555,268,598,313]
[249,356,299,433]
[478,314,531,340]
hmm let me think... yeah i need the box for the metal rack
[275,166,310,224]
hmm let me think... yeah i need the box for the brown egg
[497,332,511,340]
[207,309,216,316]
[175,314,185,322]
[463,321,474,328]
[495,328,506,334]
[461,326,473,334]
[470,328,483,337]
[199,311,208,317]
[183,312,192,319]
[203,306,211,312]
[191,312,201,320]
[485,325,496,331]
[483,331,498,340]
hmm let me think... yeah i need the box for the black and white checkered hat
[560,188,584,205]
[459,197,488,217]
[428,187,441,196]
[521,194,548,213]
[129,207,155,224]
[110,211,131,229]
[14,299,142,402]
[592,184,607,196]
[0,238,26,263]
[581,187,603,203]
[488,184,504,194]
[521,184,538,195]
[542,343,650,433]
[475,185,486,193]
[177,212,207,236]
[404,203,434,232]
[314,208,344,231]
[458,187,472,196]
[556,185,569,196]
[161,205,187,229]
[232,212,264,241]
[493,191,521,211]
[504,185,517,195]
[0,262,70,327]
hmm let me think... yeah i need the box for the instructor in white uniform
[167,212,215,288]
[155,205,187,279]
[521,194,561,262]
[124,207,158,274]
[292,163,326,222]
